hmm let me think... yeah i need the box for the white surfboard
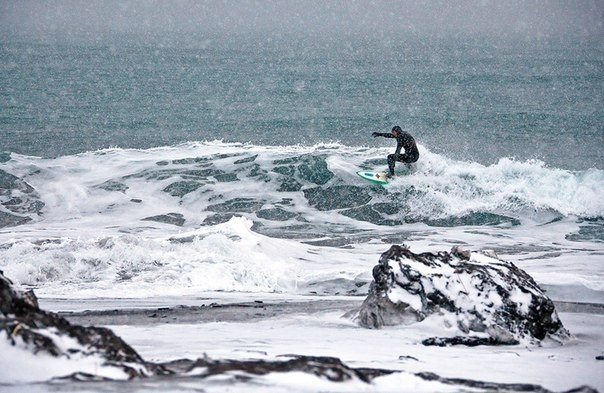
[356,171,389,185]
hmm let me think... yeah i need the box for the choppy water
[0,141,602,299]
[1,34,602,169]
[0,32,603,299]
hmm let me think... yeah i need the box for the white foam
[0,142,602,301]
[0,217,304,297]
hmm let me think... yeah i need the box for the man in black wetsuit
[372,126,419,177]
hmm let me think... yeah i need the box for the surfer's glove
[372,132,380,137]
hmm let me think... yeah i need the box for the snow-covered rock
[0,270,161,382]
[355,245,570,346]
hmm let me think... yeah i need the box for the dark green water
[1,33,602,170]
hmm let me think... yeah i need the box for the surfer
[372,126,419,177]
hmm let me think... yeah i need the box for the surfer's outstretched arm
[371,132,395,138]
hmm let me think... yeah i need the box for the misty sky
[1,0,603,40]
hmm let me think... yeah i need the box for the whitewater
[1,141,602,298]
[1,141,604,392]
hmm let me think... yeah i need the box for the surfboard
[356,171,389,185]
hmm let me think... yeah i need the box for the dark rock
[414,371,596,392]
[353,245,570,345]
[1,270,390,382]
[174,355,393,383]
[0,271,160,378]
[0,270,596,391]
[422,336,518,347]
[398,355,419,361]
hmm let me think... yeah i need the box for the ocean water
[1,32,604,391]
[1,33,603,170]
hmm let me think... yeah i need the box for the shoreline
[59,298,363,326]
[57,299,604,327]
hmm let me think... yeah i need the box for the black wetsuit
[373,130,419,176]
